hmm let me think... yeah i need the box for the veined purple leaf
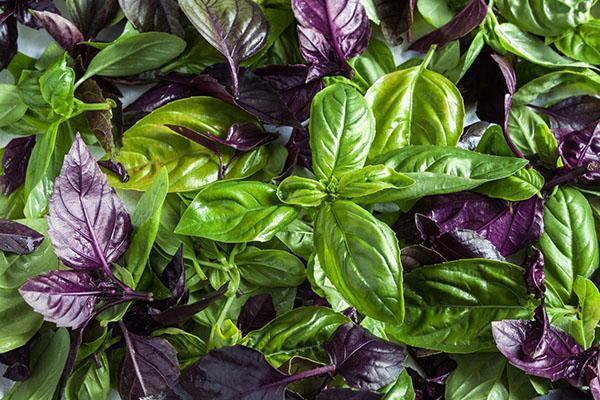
[178,0,269,95]
[76,79,114,156]
[285,126,312,173]
[324,323,406,390]
[11,0,60,29]
[408,353,456,400]
[0,135,35,195]
[31,10,84,56]
[524,248,545,298]
[160,244,186,304]
[292,0,371,80]
[409,0,488,52]
[66,0,119,39]
[48,134,132,271]
[238,293,276,335]
[124,82,196,114]
[317,388,383,400]
[540,96,600,135]
[97,159,130,183]
[166,123,276,153]
[119,328,180,400]
[118,0,184,37]
[372,0,415,46]
[19,270,100,329]
[0,13,17,70]
[0,220,44,254]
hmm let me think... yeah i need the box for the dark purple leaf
[66,0,119,39]
[534,388,592,400]
[31,10,84,56]
[0,220,44,254]
[124,82,196,115]
[458,121,490,151]
[409,0,488,52]
[292,0,371,80]
[524,248,545,298]
[160,245,186,304]
[119,329,180,400]
[97,159,130,182]
[557,123,600,181]
[372,0,415,46]
[400,245,446,271]
[76,79,114,155]
[178,0,269,95]
[294,281,330,308]
[118,0,184,36]
[0,13,17,70]
[19,270,99,329]
[0,135,35,195]
[285,126,312,173]
[0,343,30,381]
[148,285,227,325]
[255,64,324,122]
[408,353,456,400]
[417,192,544,256]
[223,123,277,151]
[324,323,406,390]
[540,96,600,135]
[317,388,383,400]
[12,0,60,28]
[48,134,132,272]
[238,293,276,335]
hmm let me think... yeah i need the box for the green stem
[198,260,228,270]
[420,45,438,71]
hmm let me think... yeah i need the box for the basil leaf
[119,0,184,36]
[445,353,508,400]
[176,181,298,243]
[386,259,535,352]
[153,327,206,369]
[556,19,600,65]
[315,200,403,323]
[365,62,465,158]
[0,84,27,127]
[348,38,396,91]
[274,217,314,260]
[0,287,43,353]
[507,106,559,166]
[236,246,306,288]
[64,352,110,400]
[39,53,75,117]
[337,165,414,199]
[277,176,327,207]
[539,187,599,307]
[310,83,375,182]
[573,276,600,348]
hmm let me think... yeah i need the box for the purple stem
[268,364,336,389]
[543,163,598,191]
[119,321,149,395]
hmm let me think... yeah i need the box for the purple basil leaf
[317,388,383,400]
[224,123,277,151]
[557,123,600,181]
[66,0,119,39]
[237,293,276,335]
[148,285,228,325]
[19,270,99,329]
[171,345,289,399]
[409,0,488,52]
[76,79,114,155]
[417,192,544,256]
[97,159,130,182]
[534,388,592,400]
[0,13,17,70]
[400,244,446,271]
[0,135,35,195]
[324,323,406,390]
[30,10,84,56]
[255,64,324,122]
[118,0,184,37]
[408,353,457,400]
[539,96,600,135]
[524,248,545,298]
[292,0,371,80]
[372,0,415,46]
[160,244,186,304]
[119,331,180,400]
[124,82,195,115]
[12,0,60,28]
[0,220,44,254]
[178,0,269,96]
[0,343,30,381]
[48,134,132,271]
[285,126,312,173]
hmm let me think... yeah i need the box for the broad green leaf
[310,83,375,182]
[0,84,27,127]
[337,165,414,198]
[349,38,396,91]
[235,246,306,288]
[125,167,169,285]
[243,306,350,367]
[153,327,206,368]
[539,187,599,307]
[307,254,350,312]
[111,97,260,192]
[5,328,69,400]
[506,106,559,166]
[507,365,539,400]
[574,276,600,348]
[276,176,327,207]
[386,259,535,353]
[0,287,44,353]
[556,19,600,64]
[513,69,600,107]
[39,54,75,117]
[315,200,404,324]
[417,0,455,27]
[175,180,298,242]
[274,218,314,260]
[64,352,110,400]
[357,146,528,204]
[384,369,416,400]
[446,353,508,400]
[78,32,186,83]
[365,63,464,158]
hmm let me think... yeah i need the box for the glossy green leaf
[384,369,416,400]
[506,106,559,166]
[315,200,404,323]
[540,187,599,307]
[349,38,396,91]
[307,254,350,312]
[309,83,375,182]
[175,180,298,243]
[574,276,600,348]
[337,165,414,198]
[513,69,600,107]
[365,63,464,158]
[556,19,600,64]
[274,218,314,260]
[446,353,508,400]
[39,54,75,117]
[417,0,455,28]
[153,327,206,368]
[243,306,350,366]
[276,176,327,207]
[65,352,110,400]
[0,84,27,127]
[0,287,44,353]
[235,246,306,288]
[386,259,535,353]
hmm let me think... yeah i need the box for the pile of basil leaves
[0,0,600,399]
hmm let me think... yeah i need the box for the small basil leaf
[337,165,414,199]
[277,176,327,207]
[236,246,306,288]
[64,352,110,400]
[0,84,27,128]
[39,54,76,117]
[573,276,600,348]
[66,0,120,39]
[0,136,35,196]
[31,10,84,57]
[119,0,184,36]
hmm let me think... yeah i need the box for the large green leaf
[315,200,404,324]
[64,352,110,400]
[445,353,508,400]
[111,97,261,192]
[175,180,298,243]
[574,276,600,348]
[556,19,600,64]
[309,83,375,182]
[365,63,464,158]
[235,246,306,288]
[243,306,350,367]
[0,84,28,127]
[0,287,44,353]
[539,187,599,307]
[357,145,528,204]
[386,259,535,353]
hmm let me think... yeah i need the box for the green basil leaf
[357,145,528,204]
[386,259,535,353]
[540,187,599,307]
[513,69,600,107]
[0,287,43,353]
[39,54,75,117]
[417,0,455,28]
[64,352,110,400]
[307,254,350,312]
[175,180,298,243]
[276,176,327,207]
[125,167,169,286]
[243,306,350,367]
[0,84,28,127]
[506,106,559,166]
[556,19,600,64]
[274,217,314,260]
[574,276,600,348]
[365,62,465,158]
[445,353,508,400]
[337,165,414,198]
[309,83,375,182]
[78,32,186,83]
[235,246,306,288]
[384,369,416,400]
[153,327,206,369]
[349,38,396,91]
[315,200,403,323]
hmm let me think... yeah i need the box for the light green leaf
[574,276,600,347]
[384,369,416,400]
[276,176,327,207]
[513,69,600,107]
[446,353,508,400]
[65,352,110,400]
[39,54,75,117]
[349,38,396,91]
[556,19,600,64]
[337,165,414,198]
[236,246,306,288]
[0,84,27,127]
